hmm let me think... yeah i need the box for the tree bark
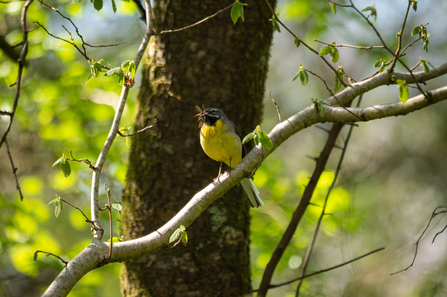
[120,0,275,296]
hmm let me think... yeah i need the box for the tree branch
[89,0,153,241]
[0,0,32,150]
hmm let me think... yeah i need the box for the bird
[195,106,264,208]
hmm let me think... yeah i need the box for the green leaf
[129,61,136,78]
[259,132,273,150]
[411,0,417,11]
[93,0,103,11]
[49,195,63,218]
[319,44,338,63]
[411,26,420,36]
[270,16,281,33]
[421,59,430,73]
[118,72,125,87]
[182,231,188,244]
[330,47,339,63]
[253,136,260,146]
[60,160,71,178]
[52,156,64,167]
[423,35,430,53]
[33,251,38,261]
[300,66,309,86]
[362,5,377,23]
[396,79,405,86]
[330,3,336,14]
[398,83,409,103]
[379,63,386,73]
[293,65,308,86]
[318,101,326,117]
[231,1,247,25]
[105,67,120,77]
[111,0,117,13]
[242,133,254,144]
[334,74,342,92]
[319,45,332,57]
[112,201,123,211]
[169,228,182,245]
[294,37,301,48]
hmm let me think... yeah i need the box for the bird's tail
[240,178,264,208]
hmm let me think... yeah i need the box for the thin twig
[0,111,12,116]
[391,206,447,275]
[69,151,96,170]
[158,4,233,34]
[267,90,281,123]
[37,0,125,48]
[305,68,361,120]
[296,96,362,296]
[254,247,385,291]
[315,39,385,50]
[104,184,113,262]
[0,0,32,150]
[389,0,412,72]
[326,0,352,7]
[5,139,23,200]
[59,198,101,233]
[432,223,447,244]
[34,250,69,266]
[117,121,156,137]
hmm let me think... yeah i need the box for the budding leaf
[93,0,103,11]
[362,5,377,23]
[182,231,188,244]
[318,101,325,117]
[112,201,123,211]
[270,16,281,33]
[49,195,63,218]
[231,1,247,25]
[397,80,409,103]
[105,67,120,77]
[421,60,429,73]
[60,159,71,178]
[294,37,301,48]
[293,64,308,86]
[52,156,64,167]
[330,3,336,14]
[411,26,421,36]
[169,228,182,245]
[242,133,254,144]
[259,132,273,150]
[334,74,342,92]
[411,0,418,11]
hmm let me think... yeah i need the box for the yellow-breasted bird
[195,107,264,208]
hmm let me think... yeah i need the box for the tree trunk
[121,0,275,296]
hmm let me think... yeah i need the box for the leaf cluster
[242,125,273,150]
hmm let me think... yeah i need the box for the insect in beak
[194,105,208,127]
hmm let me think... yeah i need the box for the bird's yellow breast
[200,119,242,167]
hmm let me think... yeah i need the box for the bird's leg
[214,162,223,182]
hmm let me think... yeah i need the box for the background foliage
[1,0,447,296]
